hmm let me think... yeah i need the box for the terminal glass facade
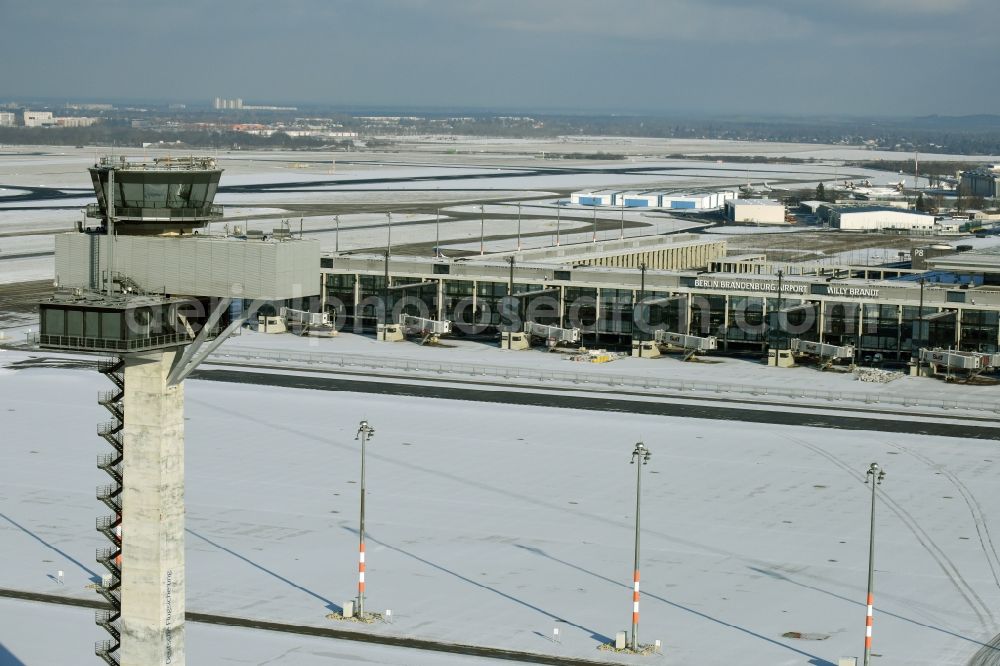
[319,268,1000,358]
[961,310,999,352]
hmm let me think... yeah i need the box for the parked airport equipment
[854,367,903,383]
[790,338,855,370]
[569,348,626,363]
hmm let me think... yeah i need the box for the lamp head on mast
[356,420,375,440]
[631,442,651,465]
[865,462,885,485]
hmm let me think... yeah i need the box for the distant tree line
[0,126,356,151]
[545,152,627,160]
[3,112,1000,155]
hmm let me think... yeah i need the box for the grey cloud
[0,0,996,115]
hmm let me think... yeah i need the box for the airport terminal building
[318,235,1000,359]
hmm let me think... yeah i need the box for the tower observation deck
[87,156,223,233]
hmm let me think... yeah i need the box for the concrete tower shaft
[120,350,185,666]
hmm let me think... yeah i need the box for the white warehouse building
[662,191,736,210]
[571,189,736,210]
[724,199,787,224]
[831,206,936,231]
[612,191,662,207]
[570,190,617,206]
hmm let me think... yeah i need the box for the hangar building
[724,199,786,224]
[830,206,935,232]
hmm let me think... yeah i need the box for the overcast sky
[2,0,997,116]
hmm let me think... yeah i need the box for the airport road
[191,367,1000,440]
[6,354,997,436]
[0,588,614,666]
[0,279,53,329]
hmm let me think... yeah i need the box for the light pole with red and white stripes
[630,441,651,651]
[864,462,885,666]
[356,420,375,618]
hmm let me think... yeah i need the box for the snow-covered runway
[2,353,999,665]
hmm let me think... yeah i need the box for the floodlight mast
[620,193,625,240]
[916,277,926,375]
[355,420,376,618]
[863,462,885,666]
[516,203,522,251]
[774,268,784,353]
[637,262,647,358]
[629,442,651,651]
[507,256,515,350]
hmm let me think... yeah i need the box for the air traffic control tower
[38,156,319,666]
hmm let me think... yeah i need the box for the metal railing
[38,333,189,352]
[209,347,1000,414]
[86,203,223,221]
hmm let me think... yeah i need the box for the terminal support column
[856,303,865,358]
[120,350,185,666]
[818,300,826,344]
[559,286,566,329]
[722,295,729,352]
[955,308,962,348]
[436,279,444,321]
[594,288,601,345]
[350,275,360,332]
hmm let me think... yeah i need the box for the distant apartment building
[55,117,98,128]
[214,97,244,110]
[243,104,297,111]
[65,103,113,111]
[961,165,1000,198]
[0,112,15,127]
[22,110,99,128]
[231,123,355,138]
[23,111,55,127]
[214,97,296,111]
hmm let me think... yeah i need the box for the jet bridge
[399,314,452,345]
[523,321,581,348]
[281,307,336,336]
[646,330,718,361]
[918,347,991,378]
[789,338,855,370]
